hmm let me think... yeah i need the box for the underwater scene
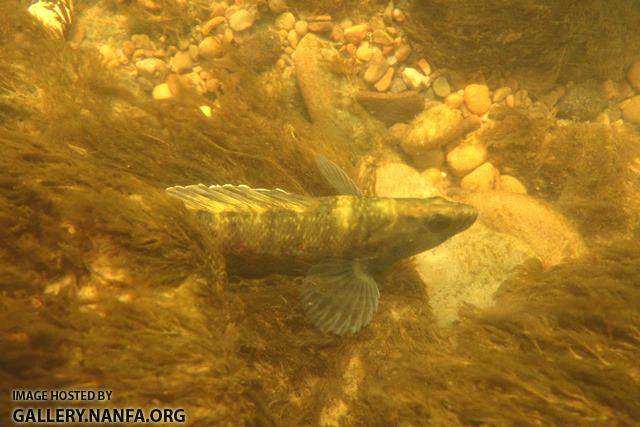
[1,0,640,425]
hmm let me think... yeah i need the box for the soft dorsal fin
[166,184,312,214]
[314,155,363,197]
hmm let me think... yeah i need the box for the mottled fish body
[166,156,477,335]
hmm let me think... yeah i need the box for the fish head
[367,196,477,262]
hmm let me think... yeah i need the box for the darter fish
[166,156,477,335]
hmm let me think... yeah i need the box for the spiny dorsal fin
[315,155,363,197]
[166,184,312,214]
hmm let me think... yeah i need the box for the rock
[497,175,527,194]
[401,104,479,158]
[392,8,405,23]
[394,44,411,62]
[463,84,491,115]
[201,16,226,36]
[444,92,463,109]
[384,123,410,146]
[363,51,389,84]
[389,77,407,93]
[275,12,295,30]
[199,105,212,117]
[229,9,254,32]
[198,36,223,59]
[372,29,393,45]
[461,191,588,267]
[401,67,428,90]
[331,25,344,42]
[294,20,308,36]
[355,42,374,62]
[268,0,288,13]
[170,51,192,73]
[135,57,167,78]
[460,162,499,192]
[432,76,451,98]
[557,81,608,121]
[415,148,444,170]
[286,29,298,49]
[356,90,424,126]
[343,24,368,44]
[492,86,512,103]
[416,222,536,326]
[152,83,173,100]
[622,95,640,124]
[210,2,227,17]
[627,59,640,91]
[374,162,443,198]
[236,30,280,72]
[446,141,487,176]
[416,58,431,76]
[374,67,394,92]
[307,21,333,33]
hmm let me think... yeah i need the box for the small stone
[463,84,491,115]
[602,80,618,100]
[446,140,488,176]
[627,60,640,92]
[206,77,220,93]
[364,50,389,84]
[287,29,298,49]
[444,92,463,109]
[492,86,512,103]
[210,2,228,17]
[432,76,451,98]
[201,16,226,35]
[392,8,405,23]
[369,15,386,31]
[294,20,308,36]
[460,162,499,192]
[343,24,368,44]
[389,76,407,93]
[394,44,411,62]
[198,36,223,59]
[229,9,254,32]
[505,94,515,108]
[416,58,431,76]
[122,40,136,56]
[402,67,427,89]
[355,42,374,62]
[372,29,393,45]
[268,0,288,13]
[152,83,173,100]
[170,51,192,73]
[339,18,353,29]
[223,28,234,44]
[345,43,357,57]
[99,45,117,63]
[374,67,395,92]
[497,175,527,194]
[331,24,344,42]
[188,44,199,60]
[385,123,410,146]
[307,21,333,33]
[275,12,296,30]
[375,162,442,198]
[135,57,167,78]
[622,95,640,124]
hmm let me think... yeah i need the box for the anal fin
[300,259,379,336]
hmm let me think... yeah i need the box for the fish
[166,155,477,335]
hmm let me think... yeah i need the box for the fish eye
[428,214,451,231]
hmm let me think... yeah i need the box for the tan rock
[492,86,512,103]
[392,8,405,23]
[343,24,368,44]
[294,20,308,36]
[331,24,344,43]
[372,29,393,45]
[135,57,167,77]
[444,92,464,109]
[170,51,192,73]
[446,141,487,176]
[463,84,491,115]
[201,16,226,35]
[401,104,472,157]
[374,162,443,198]
[229,9,254,32]
[268,0,287,13]
[275,12,295,30]
[210,2,228,17]
[416,58,431,76]
[497,175,527,194]
[152,83,173,100]
[461,191,588,267]
[394,44,411,62]
[622,95,640,124]
[198,36,223,59]
[307,21,333,33]
[627,59,640,92]
[460,162,499,192]
[363,51,389,84]
[374,67,394,92]
[355,42,374,62]
[401,67,427,89]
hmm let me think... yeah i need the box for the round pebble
[446,141,487,176]
[152,83,173,100]
[464,84,491,115]
[198,36,223,59]
[356,42,374,62]
[294,20,308,36]
[432,76,451,98]
[275,12,295,30]
[135,57,167,77]
[444,93,464,109]
[627,60,640,92]
[229,9,254,32]
[170,51,192,73]
[343,24,368,44]
[460,162,499,192]
[622,95,640,124]
[364,51,389,84]
[394,44,411,62]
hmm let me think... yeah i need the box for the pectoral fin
[314,155,363,197]
[301,259,379,335]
